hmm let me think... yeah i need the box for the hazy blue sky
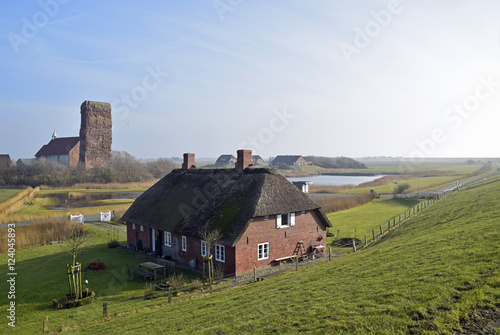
[1,0,499,160]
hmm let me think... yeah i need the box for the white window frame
[132,223,135,230]
[140,224,144,232]
[201,240,207,257]
[276,213,295,228]
[258,242,269,260]
[182,236,187,251]
[215,244,225,262]
[164,232,171,247]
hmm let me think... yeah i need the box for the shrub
[167,273,186,295]
[213,263,224,285]
[144,283,157,300]
[190,279,203,292]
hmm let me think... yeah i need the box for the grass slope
[60,180,499,334]
[327,197,425,242]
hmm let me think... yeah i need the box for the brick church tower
[79,100,112,169]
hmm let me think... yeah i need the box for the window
[140,225,144,232]
[301,210,306,215]
[215,244,225,262]
[132,223,135,230]
[164,232,171,247]
[258,243,269,260]
[276,213,295,228]
[182,236,187,251]
[201,240,207,257]
[263,215,269,221]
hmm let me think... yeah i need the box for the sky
[1,0,499,160]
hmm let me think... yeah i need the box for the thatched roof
[121,168,331,246]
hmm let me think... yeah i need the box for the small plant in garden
[143,283,157,300]
[107,230,120,248]
[167,273,186,295]
[213,263,224,285]
[190,279,203,292]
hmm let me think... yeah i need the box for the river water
[287,175,385,186]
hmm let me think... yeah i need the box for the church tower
[79,100,112,169]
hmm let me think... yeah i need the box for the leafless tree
[64,222,96,266]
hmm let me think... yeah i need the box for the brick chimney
[235,149,253,172]
[182,153,196,170]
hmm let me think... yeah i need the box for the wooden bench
[273,255,298,266]
[127,264,154,281]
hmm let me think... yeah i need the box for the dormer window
[276,213,295,228]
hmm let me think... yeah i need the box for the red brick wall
[234,210,327,274]
[126,222,152,251]
[126,209,327,276]
[164,233,236,275]
[69,142,80,169]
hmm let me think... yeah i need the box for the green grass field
[1,177,498,334]
[326,197,426,250]
[0,189,22,203]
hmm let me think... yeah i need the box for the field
[1,176,498,333]
[0,189,22,203]
[326,197,426,251]
[0,189,143,224]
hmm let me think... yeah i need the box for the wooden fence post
[380,225,383,235]
[253,267,257,282]
[364,234,367,246]
[43,315,48,333]
[103,301,108,317]
[168,287,173,303]
[295,257,299,271]
[372,229,375,240]
[329,247,332,261]
[352,239,356,253]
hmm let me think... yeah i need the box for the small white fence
[100,211,112,222]
[70,214,84,224]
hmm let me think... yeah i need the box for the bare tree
[64,222,96,266]
[199,227,221,252]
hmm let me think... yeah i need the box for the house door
[151,228,156,253]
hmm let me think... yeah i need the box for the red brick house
[122,150,332,276]
[272,155,311,166]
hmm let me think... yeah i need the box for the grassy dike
[57,179,500,334]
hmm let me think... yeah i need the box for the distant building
[35,136,81,168]
[16,159,35,167]
[34,100,112,169]
[252,155,265,166]
[215,154,237,165]
[0,154,12,169]
[272,155,310,166]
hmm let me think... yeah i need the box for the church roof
[35,137,80,157]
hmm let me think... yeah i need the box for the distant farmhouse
[33,101,112,169]
[215,154,237,165]
[252,155,265,165]
[272,155,311,166]
[122,150,331,275]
